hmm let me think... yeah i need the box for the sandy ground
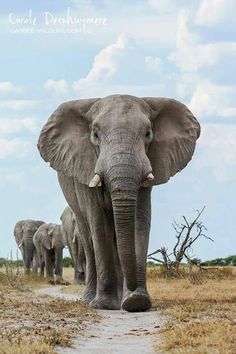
[37,286,165,354]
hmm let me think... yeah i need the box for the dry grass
[147,266,236,353]
[1,264,236,353]
[0,341,56,354]
[62,267,75,283]
[0,267,98,354]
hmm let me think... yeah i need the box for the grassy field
[0,265,235,353]
[147,266,236,353]
[0,268,98,354]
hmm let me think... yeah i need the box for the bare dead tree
[148,207,213,277]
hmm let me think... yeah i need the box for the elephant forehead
[90,95,152,127]
[24,223,36,232]
[52,225,61,235]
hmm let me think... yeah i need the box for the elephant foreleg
[89,202,121,310]
[45,250,54,279]
[40,260,45,277]
[55,248,63,281]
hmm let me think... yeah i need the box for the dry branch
[148,207,213,277]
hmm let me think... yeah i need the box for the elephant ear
[14,221,23,246]
[41,225,52,250]
[38,99,100,185]
[35,220,45,229]
[142,97,200,185]
[60,207,71,223]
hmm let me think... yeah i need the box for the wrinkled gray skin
[60,206,86,284]
[33,223,65,280]
[14,220,45,274]
[38,94,200,312]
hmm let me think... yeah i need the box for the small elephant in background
[61,206,86,284]
[14,219,45,274]
[33,223,65,281]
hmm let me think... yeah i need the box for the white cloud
[188,81,236,119]
[169,8,236,122]
[70,0,96,11]
[0,138,30,159]
[148,0,176,12]
[0,117,38,134]
[145,56,163,73]
[195,123,236,182]
[169,10,236,73]
[0,100,38,110]
[73,34,131,91]
[195,0,234,26]
[0,81,21,95]
[44,79,68,96]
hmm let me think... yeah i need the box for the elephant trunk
[106,148,141,292]
[112,196,137,291]
[24,235,34,273]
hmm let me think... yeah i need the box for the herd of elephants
[14,94,200,312]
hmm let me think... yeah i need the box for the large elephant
[14,219,45,274]
[60,206,86,284]
[33,223,65,280]
[38,94,200,311]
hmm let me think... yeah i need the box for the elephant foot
[55,278,70,285]
[121,288,152,312]
[89,296,121,310]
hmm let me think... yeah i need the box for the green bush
[201,255,236,266]
[0,258,23,268]
[0,258,6,267]
[63,257,73,267]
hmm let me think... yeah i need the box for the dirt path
[37,287,165,354]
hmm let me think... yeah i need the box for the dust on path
[37,286,165,354]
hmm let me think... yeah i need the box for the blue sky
[0,0,235,261]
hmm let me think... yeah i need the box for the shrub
[63,257,73,267]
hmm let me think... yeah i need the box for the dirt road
[37,287,165,354]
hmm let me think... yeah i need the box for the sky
[0,0,235,261]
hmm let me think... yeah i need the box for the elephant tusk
[89,174,102,188]
[146,173,154,180]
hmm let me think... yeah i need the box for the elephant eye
[91,129,100,146]
[145,129,153,143]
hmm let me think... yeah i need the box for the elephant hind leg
[76,271,85,284]
[76,215,96,304]
[74,236,86,284]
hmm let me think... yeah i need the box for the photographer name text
[8,8,108,34]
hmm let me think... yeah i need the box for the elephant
[14,219,45,274]
[37,94,200,311]
[60,206,86,284]
[33,223,65,281]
